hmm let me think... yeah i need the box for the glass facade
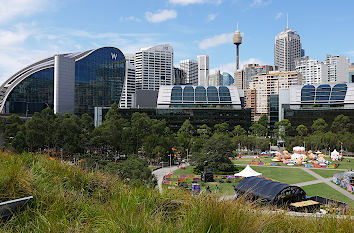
[219,86,231,102]
[183,85,194,102]
[207,86,219,102]
[171,86,182,103]
[195,86,206,103]
[4,47,125,116]
[330,83,347,103]
[301,85,315,103]
[75,47,125,115]
[5,68,54,114]
[301,83,347,106]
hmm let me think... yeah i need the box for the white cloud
[145,9,177,23]
[0,0,49,24]
[199,32,233,49]
[169,0,221,5]
[250,0,271,8]
[275,12,283,20]
[346,50,354,57]
[120,16,142,22]
[0,24,32,47]
[210,58,268,76]
[207,13,218,21]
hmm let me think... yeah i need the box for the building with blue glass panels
[222,72,234,86]
[0,47,125,116]
[278,83,354,130]
[157,85,242,109]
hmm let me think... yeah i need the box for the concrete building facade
[295,56,328,85]
[119,54,136,109]
[180,59,198,85]
[249,71,302,121]
[274,28,302,71]
[324,55,349,83]
[135,44,173,91]
[197,55,209,86]
[208,70,223,86]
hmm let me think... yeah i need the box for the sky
[0,0,354,83]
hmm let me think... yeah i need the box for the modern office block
[274,27,302,71]
[180,59,198,85]
[119,54,136,109]
[0,47,125,116]
[197,55,209,86]
[135,44,173,91]
[324,55,349,83]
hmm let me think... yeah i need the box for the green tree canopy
[232,125,246,137]
[331,115,352,134]
[296,124,308,137]
[312,118,328,134]
[250,123,267,137]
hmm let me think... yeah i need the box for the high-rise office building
[208,70,223,86]
[173,67,186,85]
[295,56,328,84]
[324,55,349,83]
[119,54,136,108]
[274,27,302,71]
[180,59,198,85]
[197,55,209,86]
[135,44,173,91]
[222,72,234,86]
[249,71,302,121]
[234,64,277,90]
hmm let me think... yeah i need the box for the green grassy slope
[0,152,353,232]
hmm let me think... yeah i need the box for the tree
[214,122,229,135]
[250,123,267,137]
[296,124,308,137]
[312,118,328,134]
[258,114,268,128]
[177,120,195,156]
[192,134,236,173]
[3,114,23,146]
[232,125,246,137]
[274,119,291,138]
[11,131,27,153]
[331,115,352,134]
[197,124,211,138]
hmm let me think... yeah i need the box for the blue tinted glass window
[219,86,231,102]
[195,86,206,102]
[75,47,125,115]
[330,83,347,102]
[207,86,219,102]
[301,85,315,103]
[171,86,182,103]
[315,84,331,103]
[183,85,194,102]
[6,68,54,114]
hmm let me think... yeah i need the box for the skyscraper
[173,67,186,85]
[119,54,136,108]
[197,55,209,86]
[295,56,328,84]
[135,44,173,91]
[180,59,198,85]
[274,26,302,71]
[208,70,222,86]
[324,55,349,83]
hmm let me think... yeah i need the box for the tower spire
[286,13,288,29]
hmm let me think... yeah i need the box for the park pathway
[152,165,180,193]
[294,167,354,201]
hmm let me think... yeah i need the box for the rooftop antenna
[286,13,288,29]
[237,21,239,31]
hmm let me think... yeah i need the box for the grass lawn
[165,166,238,196]
[310,169,342,178]
[302,182,354,208]
[250,166,316,184]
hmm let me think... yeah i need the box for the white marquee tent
[234,165,262,178]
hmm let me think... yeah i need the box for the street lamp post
[186,148,189,164]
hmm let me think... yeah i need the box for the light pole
[169,154,172,172]
[186,148,189,165]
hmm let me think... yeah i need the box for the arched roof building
[0,47,125,116]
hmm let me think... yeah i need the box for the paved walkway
[152,165,180,193]
[295,167,354,201]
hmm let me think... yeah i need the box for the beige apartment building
[248,71,302,121]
